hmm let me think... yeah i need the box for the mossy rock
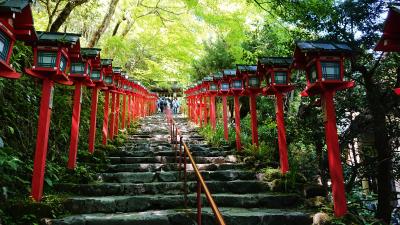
[263,168,282,182]
[305,196,326,208]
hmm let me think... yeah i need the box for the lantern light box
[293,41,354,97]
[237,65,260,89]
[375,6,400,95]
[0,0,36,79]
[258,57,294,95]
[25,32,81,85]
[220,69,236,93]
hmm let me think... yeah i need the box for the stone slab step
[65,193,302,214]
[98,170,255,183]
[56,180,269,196]
[108,156,237,164]
[46,208,313,225]
[109,150,231,157]
[106,163,246,172]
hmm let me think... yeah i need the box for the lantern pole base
[275,93,289,174]
[222,96,229,141]
[322,91,347,217]
[68,82,83,170]
[249,94,259,147]
[102,91,110,145]
[31,79,54,202]
[234,95,241,151]
[88,87,99,154]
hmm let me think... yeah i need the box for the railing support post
[197,179,202,225]
[184,150,188,208]
[179,136,183,179]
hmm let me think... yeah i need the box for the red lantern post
[208,74,221,130]
[293,40,354,217]
[66,44,99,169]
[0,1,36,79]
[25,32,81,201]
[259,57,295,174]
[82,48,103,153]
[375,6,400,95]
[229,69,245,151]
[239,65,261,147]
[220,69,236,141]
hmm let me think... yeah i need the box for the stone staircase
[47,115,314,225]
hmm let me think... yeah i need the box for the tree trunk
[88,0,120,47]
[49,0,90,32]
[364,72,393,224]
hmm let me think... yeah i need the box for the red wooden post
[114,93,120,136]
[127,94,131,127]
[222,96,229,141]
[109,92,116,140]
[122,94,126,129]
[249,94,258,146]
[233,95,241,151]
[67,82,83,169]
[323,91,347,216]
[199,96,203,127]
[275,93,289,174]
[31,79,54,201]
[88,87,99,153]
[102,91,110,145]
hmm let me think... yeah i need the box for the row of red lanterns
[185,42,353,218]
[184,6,400,216]
[0,1,158,202]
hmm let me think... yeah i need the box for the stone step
[56,180,269,196]
[46,208,313,225]
[65,193,302,214]
[108,156,237,164]
[106,163,247,173]
[99,170,255,183]
[109,150,232,158]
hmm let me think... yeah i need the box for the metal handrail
[165,109,226,225]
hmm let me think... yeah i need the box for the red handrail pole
[184,150,188,208]
[110,92,116,140]
[210,95,216,130]
[179,136,183,179]
[275,93,289,174]
[102,90,110,145]
[234,95,242,151]
[88,86,99,153]
[222,95,229,141]
[114,93,120,136]
[122,94,126,129]
[67,82,83,169]
[323,91,347,217]
[197,180,202,225]
[249,93,259,147]
[31,78,54,202]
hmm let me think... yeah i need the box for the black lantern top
[375,7,400,52]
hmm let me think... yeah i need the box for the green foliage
[199,123,230,148]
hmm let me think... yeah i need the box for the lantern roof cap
[101,59,113,66]
[258,57,293,67]
[0,0,31,13]
[213,72,223,80]
[295,40,352,54]
[237,64,257,73]
[375,6,400,52]
[223,69,237,76]
[81,48,101,57]
[202,76,213,82]
[36,31,81,45]
[112,67,122,73]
